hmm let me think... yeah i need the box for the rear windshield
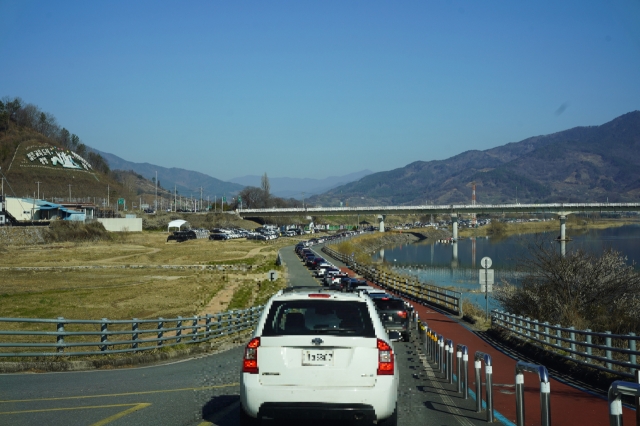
[373,299,405,311]
[262,300,375,337]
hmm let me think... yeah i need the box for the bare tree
[261,172,271,207]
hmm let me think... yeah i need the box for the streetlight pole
[36,181,41,200]
[155,171,158,212]
[68,184,72,202]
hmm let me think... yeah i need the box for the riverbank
[330,228,450,262]
[459,217,638,239]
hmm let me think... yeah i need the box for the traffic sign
[117,198,125,205]
[480,257,492,269]
[266,270,279,282]
[479,269,494,284]
[480,284,493,293]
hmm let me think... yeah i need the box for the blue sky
[2,1,639,180]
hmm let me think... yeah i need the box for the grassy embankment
[0,225,313,357]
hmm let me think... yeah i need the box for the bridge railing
[322,246,462,316]
[492,310,639,379]
[0,306,263,357]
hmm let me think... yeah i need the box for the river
[371,224,640,309]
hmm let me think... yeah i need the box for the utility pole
[36,181,41,200]
[200,187,203,212]
[155,171,158,212]
[214,195,217,212]
[68,184,72,202]
[174,185,177,212]
[107,185,110,208]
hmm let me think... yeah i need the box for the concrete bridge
[238,202,640,241]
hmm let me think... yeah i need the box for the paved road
[0,244,494,426]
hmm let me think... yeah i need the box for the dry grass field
[0,232,304,321]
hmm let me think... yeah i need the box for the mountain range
[310,111,640,206]
[94,149,245,198]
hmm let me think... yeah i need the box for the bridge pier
[451,214,459,241]
[378,214,386,232]
[559,215,567,241]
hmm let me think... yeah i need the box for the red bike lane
[339,266,637,425]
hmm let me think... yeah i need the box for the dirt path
[198,280,242,316]
[94,247,161,263]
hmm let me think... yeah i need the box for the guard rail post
[205,314,211,339]
[607,380,640,426]
[515,361,551,426]
[132,319,139,351]
[157,317,164,347]
[191,316,198,341]
[457,344,469,398]
[474,351,494,422]
[628,332,636,375]
[176,316,183,343]
[447,339,454,384]
[56,317,65,353]
[585,329,592,363]
[569,327,576,359]
[606,331,613,370]
[100,318,108,352]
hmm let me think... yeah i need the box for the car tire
[240,408,259,426]
[402,332,410,342]
[377,405,397,426]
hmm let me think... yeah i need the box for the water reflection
[371,224,640,308]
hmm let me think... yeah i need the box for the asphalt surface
[0,244,496,426]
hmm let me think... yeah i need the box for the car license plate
[302,350,334,366]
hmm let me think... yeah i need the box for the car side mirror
[388,331,401,341]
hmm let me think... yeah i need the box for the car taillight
[242,337,260,374]
[397,311,407,319]
[377,339,394,375]
[308,294,331,298]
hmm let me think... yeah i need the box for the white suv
[240,287,399,425]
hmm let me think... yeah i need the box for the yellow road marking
[0,383,239,404]
[0,402,150,416]
[90,403,151,426]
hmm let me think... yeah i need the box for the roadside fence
[0,306,263,357]
[322,246,462,316]
[492,310,640,379]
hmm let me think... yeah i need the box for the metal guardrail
[493,310,640,378]
[515,361,551,426]
[322,246,462,315]
[0,306,264,357]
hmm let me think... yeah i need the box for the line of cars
[295,242,413,342]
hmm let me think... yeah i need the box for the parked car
[240,287,399,425]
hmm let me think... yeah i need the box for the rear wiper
[313,328,358,334]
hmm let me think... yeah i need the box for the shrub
[494,237,640,333]
[45,221,111,243]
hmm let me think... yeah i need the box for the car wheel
[402,332,410,342]
[377,405,397,426]
[239,408,259,426]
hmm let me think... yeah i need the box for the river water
[371,224,640,309]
